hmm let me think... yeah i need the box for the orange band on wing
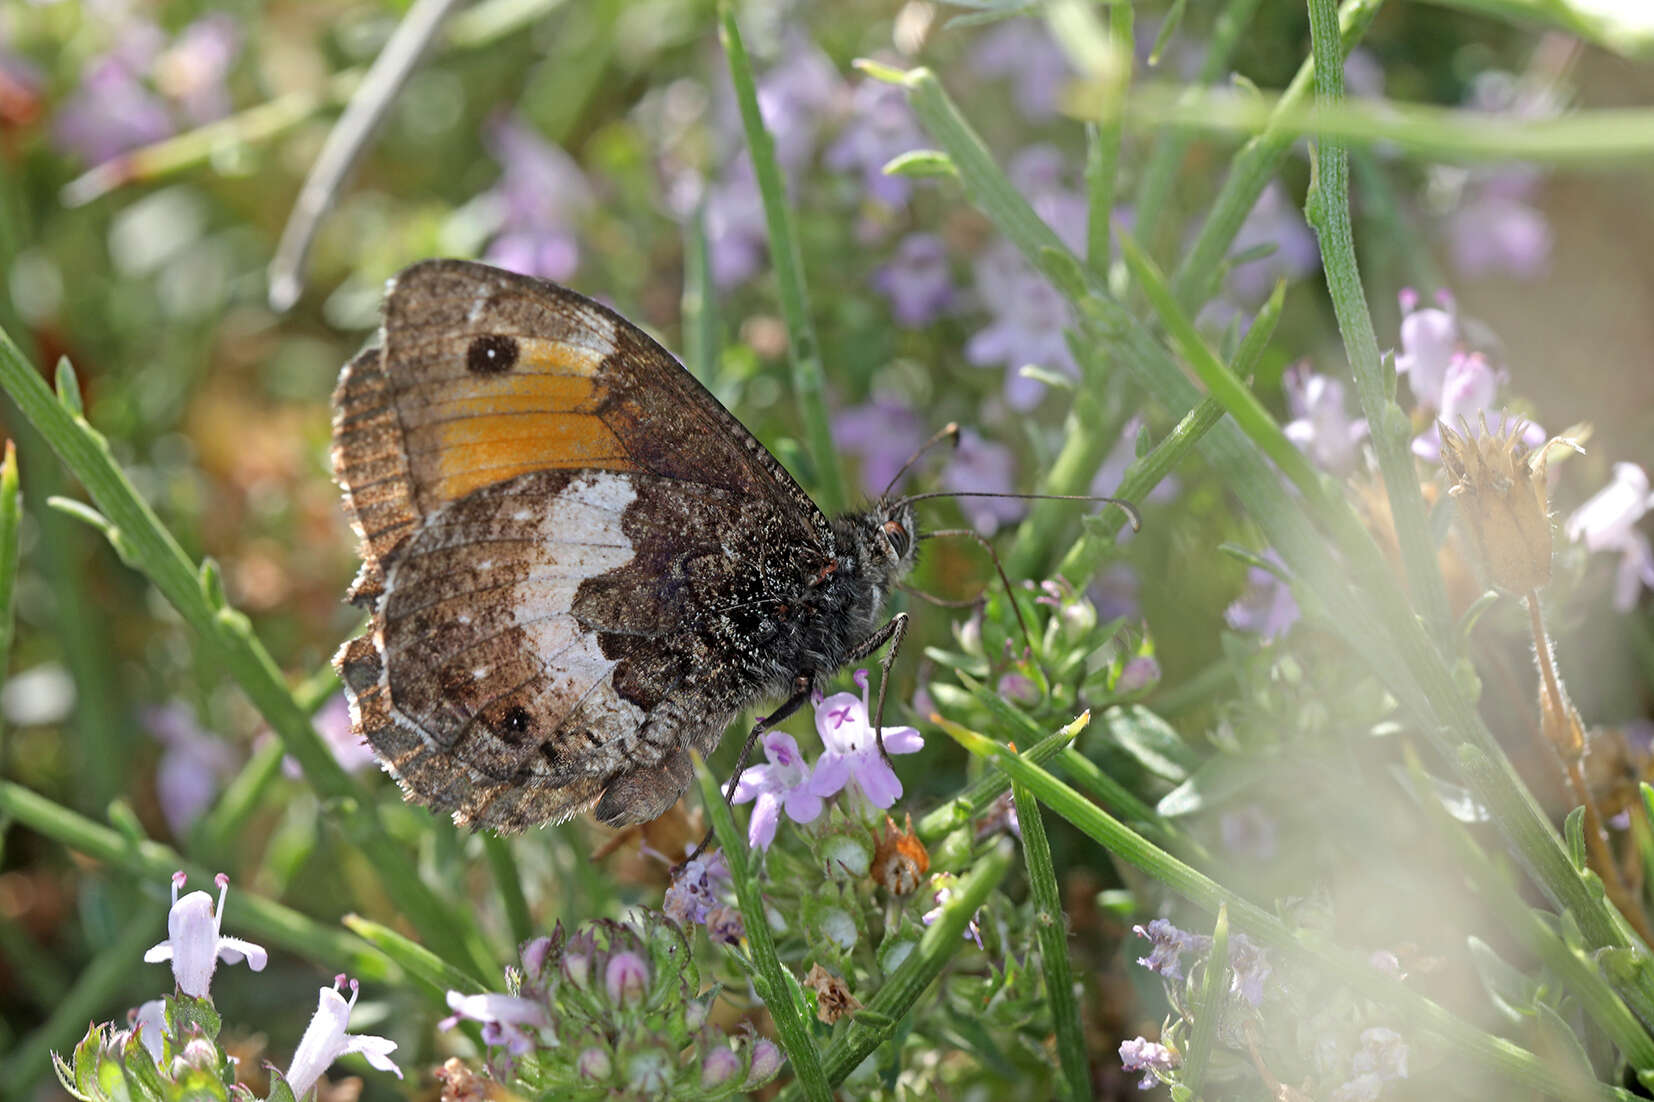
[429,412,637,501]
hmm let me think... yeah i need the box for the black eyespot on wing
[503,705,533,736]
[466,334,519,374]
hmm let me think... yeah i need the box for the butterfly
[331,259,921,832]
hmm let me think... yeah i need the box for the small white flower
[440,990,548,1055]
[132,999,167,1063]
[284,975,401,1098]
[1567,462,1654,611]
[143,871,266,998]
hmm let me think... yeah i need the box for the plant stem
[1304,0,1453,647]
[1010,780,1088,1102]
[483,834,535,948]
[718,5,845,515]
[693,754,832,1102]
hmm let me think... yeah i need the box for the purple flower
[1228,932,1272,1007]
[1566,462,1654,611]
[1089,562,1141,622]
[810,670,924,809]
[604,951,649,1007]
[826,78,926,208]
[144,871,267,998]
[940,429,1024,535]
[875,233,955,327]
[285,975,401,1097]
[664,850,730,926]
[1445,187,1551,279]
[281,691,376,779]
[831,397,925,498]
[1119,1036,1178,1090]
[733,732,824,849]
[1132,918,1210,982]
[1117,656,1161,695]
[1351,1026,1408,1081]
[152,15,240,125]
[1225,556,1299,640]
[52,54,173,164]
[1010,145,1088,254]
[704,157,769,289]
[752,35,842,177]
[143,703,237,836]
[1226,181,1319,303]
[440,991,548,1055]
[970,20,1073,121]
[1411,355,1543,462]
[966,241,1078,409]
[1394,290,1459,410]
[479,115,592,281]
[1283,365,1369,475]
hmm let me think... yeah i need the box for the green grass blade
[718,5,844,514]
[0,779,392,980]
[916,713,1086,843]
[1180,903,1229,1095]
[693,752,832,1102]
[483,834,535,948]
[1010,780,1087,1102]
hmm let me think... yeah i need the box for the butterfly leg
[848,612,909,768]
[679,675,812,866]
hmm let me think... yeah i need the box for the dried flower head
[1438,417,1579,594]
[803,963,861,1024]
[871,814,930,896]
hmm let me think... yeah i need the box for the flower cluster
[56,873,399,1102]
[732,669,924,850]
[441,913,780,1098]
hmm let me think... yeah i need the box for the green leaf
[1468,936,1542,1022]
[1092,704,1198,782]
[881,150,956,178]
[55,356,84,415]
[166,994,223,1042]
[343,915,487,1001]
[1565,806,1588,870]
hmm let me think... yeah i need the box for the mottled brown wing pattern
[331,259,828,831]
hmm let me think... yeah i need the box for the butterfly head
[876,500,918,570]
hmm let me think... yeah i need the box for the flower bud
[803,897,858,953]
[817,819,875,879]
[746,1038,783,1086]
[700,1045,741,1089]
[1117,655,1161,694]
[625,1046,673,1095]
[520,931,557,985]
[604,951,650,1008]
[561,928,597,990]
[576,1046,612,1079]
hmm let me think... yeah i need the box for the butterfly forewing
[331,260,834,830]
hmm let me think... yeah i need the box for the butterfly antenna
[897,580,985,609]
[920,527,1036,653]
[880,422,961,499]
[896,490,1141,532]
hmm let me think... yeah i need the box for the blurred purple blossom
[1283,365,1368,475]
[704,157,769,288]
[752,35,842,176]
[1438,70,1556,281]
[1219,803,1279,860]
[970,20,1072,121]
[1117,656,1161,694]
[1394,289,1459,410]
[1009,144,1087,253]
[52,54,173,164]
[51,16,241,165]
[144,703,238,837]
[940,428,1024,534]
[875,233,955,327]
[280,691,375,779]
[1225,555,1299,640]
[1226,181,1319,303]
[966,241,1078,409]
[152,15,239,125]
[1566,462,1654,611]
[1119,1037,1177,1090]
[1089,562,1141,622]
[480,115,592,282]
[440,992,547,1055]
[832,396,924,498]
[826,78,926,208]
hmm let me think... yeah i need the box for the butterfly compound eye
[882,519,911,559]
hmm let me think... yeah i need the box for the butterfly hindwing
[331,260,834,831]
